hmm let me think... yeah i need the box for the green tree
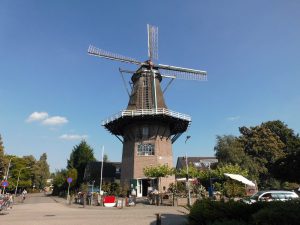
[34,153,50,189]
[143,164,174,191]
[273,148,300,183]
[262,121,300,183]
[215,164,249,197]
[262,120,300,153]
[215,120,300,187]
[214,135,245,165]
[66,168,78,189]
[5,155,34,192]
[176,164,205,180]
[52,169,68,196]
[214,135,258,180]
[67,140,95,187]
[239,125,286,185]
[240,125,286,164]
[215,164,248,179]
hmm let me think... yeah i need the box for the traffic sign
[1,180,9,187]
[67,177,73,183]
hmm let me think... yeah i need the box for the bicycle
[0,194,11,214]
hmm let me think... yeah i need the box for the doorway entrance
[141,179,151,196]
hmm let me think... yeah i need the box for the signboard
[67,177,73,183]
[1,180,9,187]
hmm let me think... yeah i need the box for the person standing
[131,188,136,205]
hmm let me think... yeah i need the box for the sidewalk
[49,195,189,224]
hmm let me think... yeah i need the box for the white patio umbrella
[224,173,255,187]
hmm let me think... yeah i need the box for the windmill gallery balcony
[102,108,191,136]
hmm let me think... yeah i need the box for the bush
[189,199,259,225]
[188,199,300,225]
[252,200,300,225]
[211,220,248,225]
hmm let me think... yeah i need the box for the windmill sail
[88,45,142,65]
[147,24,158,61]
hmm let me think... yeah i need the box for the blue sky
[1,1,300,172]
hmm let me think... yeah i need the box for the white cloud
[59,134,88,141]
[227,116,240,121]
[26,112,49,122]
[42,116,68,126]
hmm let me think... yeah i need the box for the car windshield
[250,191,265,200]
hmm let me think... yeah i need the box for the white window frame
[137,143,155,156]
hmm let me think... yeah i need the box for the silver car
[243,190,299,204]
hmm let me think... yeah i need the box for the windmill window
[137,143,154,156]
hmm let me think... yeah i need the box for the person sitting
[262,193,272,202]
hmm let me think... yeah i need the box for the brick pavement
[0,193,189,225]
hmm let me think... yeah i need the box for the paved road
[0,193,188,225]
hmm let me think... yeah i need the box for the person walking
[21,189,27,203]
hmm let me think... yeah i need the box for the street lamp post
[185,153,191,206]
[185,136,192,206]
[14,167,31,196]
[99,146,104,206]
[91,180,95,205]
[207,162,213,198]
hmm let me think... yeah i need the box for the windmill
[88,24,207,196]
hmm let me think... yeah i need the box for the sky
[1,0,300,172]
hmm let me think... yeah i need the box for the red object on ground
[103,196,116,203]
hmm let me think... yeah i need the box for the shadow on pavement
[149,213,188,225]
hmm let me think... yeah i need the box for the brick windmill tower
[88,25,207,196]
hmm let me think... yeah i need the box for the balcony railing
[102,108,191,125]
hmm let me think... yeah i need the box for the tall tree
[239,125,286,182]
[215,135,246,165]
[214,135,258,180]
[215,120,300,187]
[52,169,68,195]
[239,125,286,164]
[262,120,300,153]
[34,153,50,189]
[5,155,35,192]
[67,140,95,187]
[261,121,300,183]
[0,134,5,179]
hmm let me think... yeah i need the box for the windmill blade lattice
[88,45,142,65]
[158,64,207,81]
[147,24,158,61]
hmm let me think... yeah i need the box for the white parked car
[243,190,299,204]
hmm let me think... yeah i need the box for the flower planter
[103,196,116,207]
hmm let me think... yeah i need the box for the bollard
[156,213,161,225]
